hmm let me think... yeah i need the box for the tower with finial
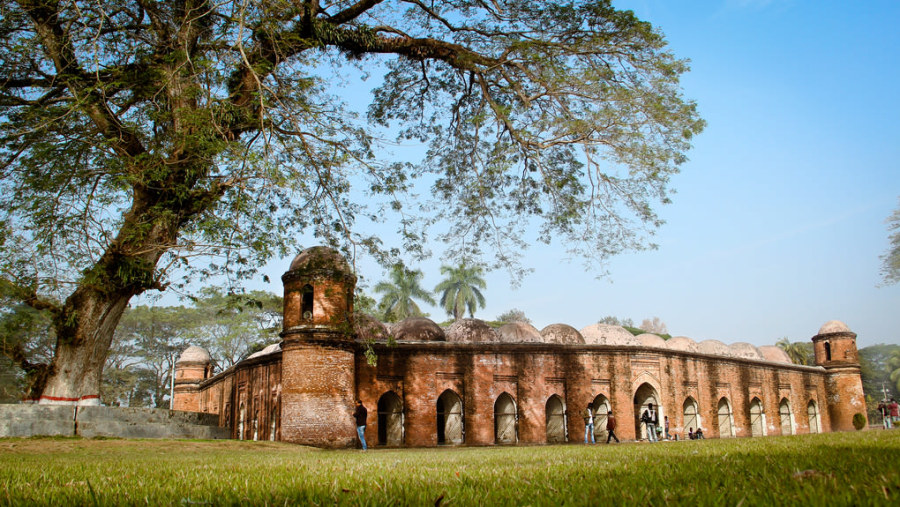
[812,320,866,431]
[279,246,358,447]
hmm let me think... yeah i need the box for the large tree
[373,264,435,322]
[435,263,486,321]
[881,198,900,285]
[0,0,703,403]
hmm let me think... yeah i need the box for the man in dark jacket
[354,399,368,450]
[606,411,620,443]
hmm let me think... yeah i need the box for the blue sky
[164,1,900,348]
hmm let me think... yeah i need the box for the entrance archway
[633,383,659,440]
[717,397,735,438]
[591,394,610,441]
[494,393,517,444]
[437,390,464,444]
[683,397,700,437]
[545,395,567,443]
[779,398,793,435]
[807,400,820,434]
[749,397,766,437]
[378,391,404,446]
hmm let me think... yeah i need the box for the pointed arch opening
[779,398,794,436]
[545,395,567,443]
[301,284,314,321]
[238,403,246,441]
[807,400,820,434]
[633,383,660,441]
[749,397,766,437]
[437,390,464,445]
[494,393,518,444]
[377,391,404,446]
[591,394,610,442]
[683,397,700,438]
[717,397,735,438]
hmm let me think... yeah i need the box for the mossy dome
[758,345,792,364]
[354,313,391,342]
[580,324,640,346]
[177,345,210,364]
[288,246,352,273]
[729,342,763,360]
[818,320,851,335]
[392,317,445,342]
[697,339,730,356]
[446,319,498,343]
[541,324,585,345]
[497,322,543,343]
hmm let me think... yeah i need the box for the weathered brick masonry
[174,247,866,447]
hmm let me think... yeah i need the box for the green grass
[2,431,899,505]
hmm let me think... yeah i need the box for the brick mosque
[173,246,867,447]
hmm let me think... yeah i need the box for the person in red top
[606,410,620,443]
[890,398,899,426]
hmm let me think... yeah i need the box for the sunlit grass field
[1,430,899,505]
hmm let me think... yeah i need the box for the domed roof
[697,339,730,356]
[818,320,851,335]
[580,324,641,346]
[758,345,792,364]
[245,342,281,360]
[541,324,586,345]
[496,322,543,343]
[446,319,498,343]
[392,317,445,342]
[636,333,667,349]
[288,246,352,273]
[666,336,699,353]
[177,345,210,364]
[353,313,391,342]
[729,342,763,360]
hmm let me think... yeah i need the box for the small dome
[497,322,543,343]
[729,342,763,360]
[392,317,445,342]
[758,345,792,364]
[177,345,210,364]
[580,324,640,346]
[666,336,699,353]
[246,342,281,360]
[541,324,586,345]
[288,246,352,273]
[818,320,851,335]
[446,319,498,343]
[354,313,391,342]
[697,339,730,356]
[636,333,667,349]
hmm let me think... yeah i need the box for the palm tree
[776,337,812,365]
[373,265,436,322]
[434,264,487,321]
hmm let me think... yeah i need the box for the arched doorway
[683,397,700,437]
[437,390,464,445]
[779,398,793,436]
[269,406,278,441]
[238,403,246,440]
[633,383,659,441]
[591,394,610,442]
[378,391,404,446]
[545,395,567,443]
[749,397,766,437]
[494,393,517,444]
[807,400,820,434]
[717,397,734,438]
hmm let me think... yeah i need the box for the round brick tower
[279,246,358,447]
[812,320,866,431]
[172,346,212,412]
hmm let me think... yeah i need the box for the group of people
[582,404,620,444]
[877,398,899,429]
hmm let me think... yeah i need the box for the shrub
[853,412,867,431]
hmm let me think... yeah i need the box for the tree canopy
[880,198,900,285]
[435,264,486,321]
[373,264,435,322]
[0,0,703,402]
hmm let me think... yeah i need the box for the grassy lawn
[1,430,899,505]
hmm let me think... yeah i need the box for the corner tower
[172,346,212,412]
[812,320,866,431]
[280,246,358,447]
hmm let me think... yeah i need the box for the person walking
[354,399,368,450]
[606,411,620,443]
[643,403,658,442]
[878,400,892,429]
[664,415,671,440]
[583,403,595,444]
[890,398,899,427]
